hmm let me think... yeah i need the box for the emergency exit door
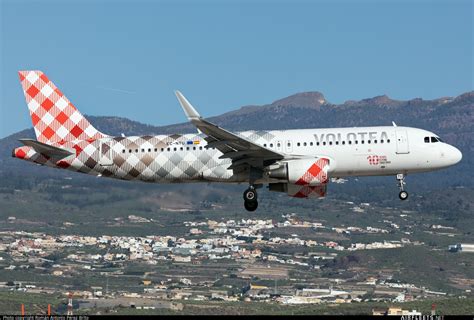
[99,139,115,166]
[395,130,410,154]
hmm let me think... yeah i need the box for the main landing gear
[397,173,409,200]
[243,186,258,212]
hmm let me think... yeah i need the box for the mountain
[1,91,473,189]
[155,91,473,146]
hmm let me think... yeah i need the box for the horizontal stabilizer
[19,139,73,158]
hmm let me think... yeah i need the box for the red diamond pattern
[41,98,54,111]
[31,113,40,126]
[26,85,39,98]
[56,112,68,124]
[70,125,83,138]
[295,158,329,186]
[18,70,106,144]
[42,127,55,140]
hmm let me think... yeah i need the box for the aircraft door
[99,139,115,166]
[395,130,410,154]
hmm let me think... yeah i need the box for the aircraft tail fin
[18,70,106,144]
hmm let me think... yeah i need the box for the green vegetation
[0,291,63,315]
[93,298,474,315]
[0,290,472,315]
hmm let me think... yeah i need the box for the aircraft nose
[449,145,462,165]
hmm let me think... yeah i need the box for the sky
[0,0,472,138]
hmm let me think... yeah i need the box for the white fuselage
[256,126,462,178]
[90,125,462,184]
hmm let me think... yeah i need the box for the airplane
[12,71,462,211]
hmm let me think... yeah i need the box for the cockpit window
[425,136,443,143]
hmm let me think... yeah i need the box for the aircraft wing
[175,91,284,171]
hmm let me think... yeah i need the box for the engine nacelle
[266,158,330,186]
[269,182,327,198]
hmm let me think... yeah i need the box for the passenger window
[161,148,164,152]
[329,141,333,145]
[270,143,274,148]
[135,149,139,153]
[167,148,170,151]
[348,141,352,145]
[323,142,326,146]
[173,147,177,151]
[263,144,267,147]
[287,142,291,147]
[335,141,339,145]
[122,150,125,153]
[310,142,313,146]
[141,149,145,152]
[367,140,371,144]
[374,140,377,144]
[387,139,391,143]
[129,149,132,153]
[342,141,345,145]
[180,147,183,151]
[193,146,196,150]
[297,143,300,147]
[277,143,281,147]
[316,142,320,146]
[361,140,364,144]
[154,148,157,152]
[303,142,307,146]
[380,140,384,143]
[199,146,203,150]
[148,148,151,152]
[355,141,358,145]
[186,147,190,150]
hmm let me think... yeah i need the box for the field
[0,176,473,315]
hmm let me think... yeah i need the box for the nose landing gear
[243,186,258,212]
[397,173,409,200]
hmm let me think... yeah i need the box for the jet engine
[265,158,330,185]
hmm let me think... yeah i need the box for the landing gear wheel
[243,187,258,202]
[399,191,408,201]
[396,173,408,201]
[244,200,258,212]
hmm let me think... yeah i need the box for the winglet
[175,91,201,120]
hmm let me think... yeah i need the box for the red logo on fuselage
[367,155,380,165]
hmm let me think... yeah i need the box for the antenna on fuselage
[392,121,397,127]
